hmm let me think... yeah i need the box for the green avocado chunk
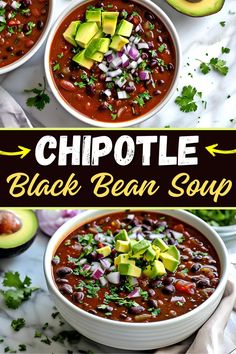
[114,229,129,242]
[159,253,179,272]
[115,240,130,253]
[63,21,81,46]
[143,260,166,279]
[110,35,129,51]
[86,9,102,25]
[0,210,38,258]
[102,11,119,36]
[153,238,169,252]
[97,245,111,257]
[144,246,156,262]
[72,49,94,69]
[75,22,99,48]
[116,19,133,37]
[118,263,142,277]
[166,245,180,261]
[166,0,225,17]
[132,239,150,255]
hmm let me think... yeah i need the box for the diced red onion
[129,61,138,69]
[121,54,129,68]
[117,90,128,99]
[138,42,149,50]
[135,24,141,32]
[104,50,112,56]
[94,233,106,242]
[129,35,135,42]
[109,266,116,272]
[79,258,87,265]
[128,46,139,61]
[0,1,7,8]
[100,258,111,270]
[11,1,20,9]
[104,236,113,244]
[83,264,91,271]
[137,57,143,65]
[148,41,154,49]
[106,53,115,63]
[36,210,83,236]
[148,234,164,240]
[105,77,112,82]
[99,276,108,287]
[117,49,125,57]
[91,262,101,271]
[131,69,135,74]
[98,63,108,73]
[115,77,126,88]
[106,272,120,284]
[171,296,186,303]
[133,37,141,45]
[127,288,141,298]
[111,57,122,69]
[129,233,136,240]
[129,82,135,88]
[92,268,104,280]
[107,68,122,77]
[136,233,144,241]
[139,70,150,81]
[104,89,112,97]
[170,230,184,240]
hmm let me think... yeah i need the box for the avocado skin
[166,0,225,17]
[0,235,37,258]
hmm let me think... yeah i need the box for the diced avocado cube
[129,250,143,259]
[166,245,180,261]
[132,239,150,255]
[115,240,130,253]
[97,38,111,53]
[102,11,119,36]
[114,229,129,242]
[75,22,99,48]
[110,35,129,51]
[116,19,133,37]
[118,263,141,278]
[63,21,81,46]
[152,245,161,259]
[153,238,169,252]
[72,49,94,69]
[159,253,180,272]
[114,254,135,267]
[130,240,137,248]
[144,246,156,262]
[143,260,166,279]
[89,51,104,62]
[86,9,102,26]
[97,245,111,257]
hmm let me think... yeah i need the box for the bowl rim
[44,209,229,328]
[44,0,182,128]
[0,0,54,75]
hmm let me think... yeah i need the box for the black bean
[6,46,14,52]
[148,288,155,297]
[73,291,85,302]
[141,52,148,60]
[159,66,165,73]
[98,102,109,111]
[197,279,210,288]
[22,23,30,33]
[162,284,175,295]
[180,255,189,262]
[148,299,158,308]
[158,79,165,85]
[145,11,156,21]
[56,267,73,278]
[125,85,136,93]
[37,20,44,30]
[16,50,24,56]
[96,1,104,7]
[120,313,127,320]
[58,73,65,79]
[21,0,32,8]
[86,85,96,96]
[59,284,73,295]
[163,277,174,286]
[129,306,145,315]
[143,218,153,226]
[157,35,163,43]
[142,224,150,231]
[51,257,60,265]
[154,90,162,96]
[99,91,108,100]
[168,63,175,71]
[56,278,69,284]
[191,263,201,273]
[88,309,97,315]
[150,279,163,288]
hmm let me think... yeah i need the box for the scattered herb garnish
[148,307,161,317]
[220,21,226,27]
[175,86,202,113]
[24,77,50,111]
[199,58,229,76]
[0,272,38,309]
[158,44,167,53]
[221,47,230,54]
[133,91,152,107]
[18,344,27,352]
[11,318,25,332]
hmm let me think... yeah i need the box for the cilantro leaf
[0,272,38,309]
[133,91,152,107]
[200,62,211,75]
[175,85,198,113]
[221,47,230,54]
[11,318,25,332]
[24,77,50,111]
[209,57,229,76]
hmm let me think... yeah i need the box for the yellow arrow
[0,146,31,159]
[205,144,236,157]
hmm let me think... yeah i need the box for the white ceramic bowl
[44,210,229,351]
[213,224,236,242]
[0,0,54,75]
[44,0,181,128]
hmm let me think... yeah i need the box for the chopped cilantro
[18,344,27,352]
[53,63,60,71]
[221,47,230,54]
[220,21,226,27]
[0,272,38,309]
[111,113,117,120]
[158,44,167,53]
[52,330,81,344]
[24,77,50,111]
[34,330,42,338]
[132,11,139,16]
[51,311,59,319]
[133,91,152,107]
[175,85,201,113]
[121,10,128,18]
[199,58,228,76]
[149,23,155,30]
[76,280,100,298]
[25,21,35,35]
[148,307,161,317]
[40,337,52,345]
[57,52,64,59]
[74,81,86,88]
[42,322,49,330]
[11,318,25,331]
[176,301,184,307]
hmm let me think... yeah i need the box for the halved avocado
[0,209,38,258]
[166,0,225,17]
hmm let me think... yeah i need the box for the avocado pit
[0,210,22,235]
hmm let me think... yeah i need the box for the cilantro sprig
[175,86,203,113]
[133,92,152,107]
[24,77,50,111]
[0,272,38,309]
[199,58,229,76]
[11,318,25,332]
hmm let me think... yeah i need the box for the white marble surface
[0,228,235,354]
[0,0,236,128]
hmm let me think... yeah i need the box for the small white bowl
[213,224,236,242]
[44,0,181,128]
[0,0,54,75]
[44,210,229,351]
